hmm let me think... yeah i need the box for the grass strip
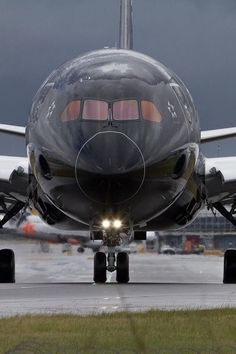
[1,308,236,353]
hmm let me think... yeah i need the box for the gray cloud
[0,0,235,156]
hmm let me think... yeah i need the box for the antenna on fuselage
[119,0,133,50]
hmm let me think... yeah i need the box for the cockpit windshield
[113,100,139,120]
[83,100,108,120]
[61,98,162,123]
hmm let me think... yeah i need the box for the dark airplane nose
[75,131,145,204]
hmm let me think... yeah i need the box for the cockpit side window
[83,100,108,120]
[61,100,81,122]
[141,100,162,122]
[113,100,139,120]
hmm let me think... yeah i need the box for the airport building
[158,208,236,251]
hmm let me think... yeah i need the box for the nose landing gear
[92,229,130,284]
[93,249,129,284]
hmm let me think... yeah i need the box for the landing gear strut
[223,249,236,283]
[0,249,15,283]
[93,250,129,284]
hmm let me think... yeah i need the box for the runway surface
[0,240,235,317]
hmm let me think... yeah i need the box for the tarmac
[0,240,235,317]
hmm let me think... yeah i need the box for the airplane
[0,0,236,283]
[3,211,102,253]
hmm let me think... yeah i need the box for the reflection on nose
[75,131,145,204]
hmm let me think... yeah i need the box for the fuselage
[26,48,203,231]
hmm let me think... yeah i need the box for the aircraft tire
[223,249,236,283]
[93,252,106,283]
[0,249,15,283]
[116,252,129,283]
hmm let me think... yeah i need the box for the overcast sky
[0,0,236,156]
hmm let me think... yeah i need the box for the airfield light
[102,219,111,229]
[113,219,122,229]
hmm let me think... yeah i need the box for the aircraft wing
[0,221,101,251]
[201,127,236,143]
[0,124,26,137]
[0,226,85,245]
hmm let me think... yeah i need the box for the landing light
[102,219,111,229]
[113,219,122,229]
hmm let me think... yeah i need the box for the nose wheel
[93,252,107,283]
[93,251,129,284]
[116,252,129,283]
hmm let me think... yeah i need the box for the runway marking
[19,286,33,289]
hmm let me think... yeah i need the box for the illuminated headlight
[113,219,122,229]
[102,219,111,229]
